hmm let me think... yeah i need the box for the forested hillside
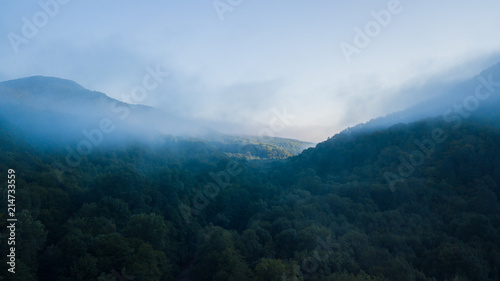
[1,111,499,280]
[2,1,499,280]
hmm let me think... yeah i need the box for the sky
[1,0,500,142]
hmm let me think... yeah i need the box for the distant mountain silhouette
[0,76,312,157]
[3,60,499,154]
[338,62,500,138]
[290,62,500,179]
[0,76,207,146]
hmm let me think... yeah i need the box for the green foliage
[200,134,314,159]
[124,213,170,250]
[0,116,499,280]
[254,258,287,281]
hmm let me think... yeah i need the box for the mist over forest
[2,1,500,281]
[0,61,499,281]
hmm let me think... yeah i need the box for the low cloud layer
[1,0,500,142]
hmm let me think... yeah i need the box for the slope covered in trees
[1,109,499,280]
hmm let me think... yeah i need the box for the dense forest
[1,110,499,281]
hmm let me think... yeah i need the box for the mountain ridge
[0,76,312,158]
[2,60,499,158]
[1,67,499,281]
[337,61,500,138]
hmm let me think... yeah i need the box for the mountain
[0,76,203,146]
[290,61,500,181]
[0,76,311,158]
[338,62,500,137]
[1,63,499,281]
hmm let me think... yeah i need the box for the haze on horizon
[1,0,500,142]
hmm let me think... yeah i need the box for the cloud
[1,0,500,142]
